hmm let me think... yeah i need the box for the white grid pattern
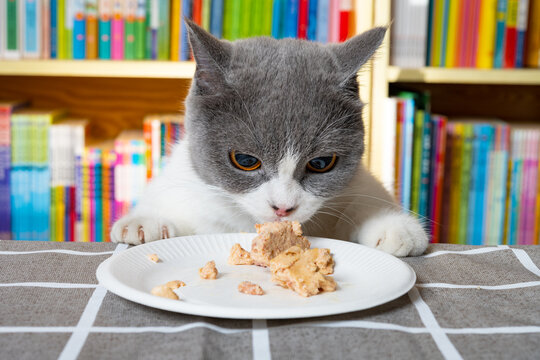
[1,245,539,360]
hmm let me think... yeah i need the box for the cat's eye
[306,154,337,173]
[230,151,261,171]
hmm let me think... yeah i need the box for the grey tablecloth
[0,240,539,360]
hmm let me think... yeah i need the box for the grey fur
[184,19,386,198]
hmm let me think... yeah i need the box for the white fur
[111,139,429,257]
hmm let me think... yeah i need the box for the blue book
[401,98,415,210]
[24,0,39,55]
[493,0,508,68]
[467,126,481,244]
[315,0,328,43]
[0,147,11,238]
[418,115,432,218]
[307,0,317,41]
[272,0,285,39]
[10,169,18,240]
[284,0,299,38]
[496,136,509,244]
[425,0,435,65]
[21,167,32,240]
[50,0,58,58]
[210,0,224,38]
[180,0,192,61]
[73,1,86,60]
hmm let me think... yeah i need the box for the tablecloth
[1,240,539,360]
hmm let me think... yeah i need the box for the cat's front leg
[336,166,429,257]
[350,211,429,257]
[110,211,179,245]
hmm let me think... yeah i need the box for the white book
[380,98,397,195]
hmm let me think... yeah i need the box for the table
[1,240,539,360]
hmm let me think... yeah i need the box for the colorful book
[210,0,224,38]
[493,0,508,67]
[180,0,192,60]
[504,0,519,67]
[86,0,99,59]
[125,0,138,59]
[514,0,530,67]
[525,0,540,67]
[111,0,124,59]
[98,0,112,59]
[169,0,180,61]
[272,0,285,39]
[50,0,58,58]
[477,0,497,68]
[73,0,86,59]
[298,0,309,39]
[307,0,317,41]
[3,0,22,59]
[134,0,145,59]
[328,0,339,43]
[157,0,169,60]
[22,0,42,58]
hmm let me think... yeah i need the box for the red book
[298,0,309,39]
[504,0,519,67]
[339,0,352,42]
[431,116,448,243]
[193,0,202,26]
[69,186,76,242]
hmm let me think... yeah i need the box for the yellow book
[432,0,443,66]
[477,0,497,68]
[56,186,65,242]
[170,0,181,61]
[448,123,463,243]
[445,0,461,67]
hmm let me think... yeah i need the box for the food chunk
[165,280,186,289]
[199,260,218,279]
[251,221,310,267]
[147,253,159,263]
[238,281,264,296]
[228,243,254,265]
[270,246,336,297]
[151,285,179,300]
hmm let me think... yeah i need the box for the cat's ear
[185,18,232,95]
[329,26,387,94]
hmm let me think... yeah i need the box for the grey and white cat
[111,20,429,257]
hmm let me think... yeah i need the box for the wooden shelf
[0,60,196,79]
[387,66,540,85]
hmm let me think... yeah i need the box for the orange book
[86,0,99,59]
[193,0,202,25]
[525,0,540,67]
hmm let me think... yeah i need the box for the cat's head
[183,20,385,224]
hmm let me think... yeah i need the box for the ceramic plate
[96,233,416,319]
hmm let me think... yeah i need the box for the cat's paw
[351,211,429,257]
[110,214,177,245]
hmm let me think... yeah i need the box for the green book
[251,0,263,36]
[145,0,152,59]
[410,110,425,215]
[261,0,273,36]
[202,0,211,31]
[222,0,232,39]
[6,0,19,54]
[125,20,136,59]
[241,0,252,38]
[58,0,65,58]
[157,0,170,60]
[457,124,474,245]
[230,0,242,40]
[135,18,146,59]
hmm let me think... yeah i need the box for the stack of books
[391,0,540,68]
[383,90,540,245]
[0,0,357,61]
[0,100,184,242]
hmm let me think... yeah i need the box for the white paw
[351,211,429,257]
[110,214,178,245]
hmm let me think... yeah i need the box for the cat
[111,20,429,257]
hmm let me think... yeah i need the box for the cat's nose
[271,205,297,217]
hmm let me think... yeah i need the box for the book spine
[124,0,136,59]
[328,0,339,42]
[469,0,482,66]
[402,98,415,211]
[251,0,263,37]
[134,0,145,59]
[411,109,424,215]
[297,0,308,39]
[504,0,519,67]
[202,0,210,31]
[192,0,201,24]
[42,0,50,58]
[493,0,508,67]
[525,0,540,67]
[85,0,98,58]
[0,107,11,238]
[338,0,351,42]
[458,124,473,244]
[157,0,169,59]
[64,0,73,58]
[307,0,317,41]
[445,0,461,67]
[240,0,251,38]
[514,0,529,67]
[4,0,22,58]
[440,121,454,243]
[180,0,191,60]
[210,0,224,38]
[477,0,497,68]
[98,0,112,59]
[23,0,42,58]
[467,125,481,244]
[169,0,179,60]
[73,0,85,59]
[229,0,241,40]
[111,0,124,59]
[419,115,433,219]
[50,0,58,57]
[272,0,285,39]
[433,117,447,243]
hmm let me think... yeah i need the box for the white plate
[96,234,416,319]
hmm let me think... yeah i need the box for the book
[50,0,58,58]
[307,0,317,41]
[169,0,180,61]
[504,0,519,67]
[22,0,42,58]
[338,0,352,42]
[86,0,99,59]
[284,0,299,39]
[515,0,530,67]
[477,0,497,68]
[2,0,22,59]
[272,0,285,39]
[525,0,540,67]
[316,0,328,43]
[381,98,397,195]
[111,0,124,59]
[125,0,138,59]
[180,0,192,60]
[493,0,508,67]
[157,0,169,60]
[42,0,50,59]
[134,0,145,59]
[99,0,112,59]
[298,0,308,39]
[457,123,473,244]
[73,0,86,59]
[445,0,461,67]
[202,0,210,31]
[210,0,224,38]
[328,0,339,43]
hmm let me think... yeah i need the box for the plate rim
[96,234,417,319]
